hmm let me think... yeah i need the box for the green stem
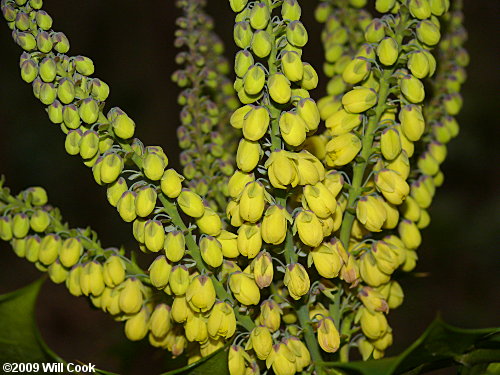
[338,11,409,250]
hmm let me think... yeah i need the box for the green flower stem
[122,143,255,331]
[297,303,327,375]
[0,179,148,282]
[338,10,409,250]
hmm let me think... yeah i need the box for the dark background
[0,0,498,374]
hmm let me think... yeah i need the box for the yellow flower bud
[143,152,166,181]
[318,95,342,120]
[359,286,389,313]
[317,317,340,353]
[381,127,402,160]
[215,231,239,258]
[248,326,273,360]
[252,251,274,288]
[279,111,307,147]
[134,186,157,218]
[103,255,126,287]
[249,2,270,29]
[417,208,431,229]
[261,205,288,245]
[416,19,440,46]
[29,209,50,233]
[400,196,421,222]
[233,21,252,49]
[244,65,266,96]
[409,0,431,19]
[11,213,30,239]
[417,152,439,176]
[111,110,135,140]
[326,109,363,136]
[296,98,320,132]
[342,57,370,84]
[300,62,318,90]
[407,50,430,79]
[237,223,262,259]
[356,195,387,232]
[364,19,385,43]
[185,313,209,343]
[149,303,171,338]
[228,171,255,199]
[359,252,391,287]
[373,329,393,351]
[287,336,311,371]
[144,220,165,252]
[59,238,82,268]
[400,75,425,104]
[294,210,323,247]
[398,219,422,249]
[386,152,409,182]
[107,177,128,207]
[200,236,223,268]
[196,208,222,236]
[38,234,61,265]
[268,73,291,104]
[124,307,149,341]
[159,169,183,199]
[285,18,307,44]
[358,307,388,340]
[252,30,272,58]
[281,51,303,82]
[177,189,205,218]
[265,150,298,189]
[377,37,399,66]
[239,181,265,223]
[229,271,261,305]
[117,191,137,222]
[48,260,68,284]
[230,0,248,13]
[295,151,325,185]
[236,139,262,172]
[303,182,336,219]
[266,343,296,375]
[148,255,172,289]
[375,169,410,205]
[400,104,425,141]
[284,263,310,300]
[342,87,378,113]
[65,264,82,297]
[309,239,346,278]
[259,299,282,332]
[119,278,143,314]
[79,130,99,159]
[375,0,396,13]
[171,296,192,323]
[207,301,236,340]
[377,280,404,309]
[169,265,190,295]
[325,132,362,167]
[230,104,253,129]
[164,230,185,262]
[186,275,216,312]
[228,345,246,375]
[324,171,345,197]
[373,240,402,274]
[227,201,244,227]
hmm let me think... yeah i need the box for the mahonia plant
[0,0,468,374]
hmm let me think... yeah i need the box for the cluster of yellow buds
[0,0,468,373]
[173,0,239,213]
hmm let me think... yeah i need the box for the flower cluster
[173,0,239,212]
[0,0,468,374]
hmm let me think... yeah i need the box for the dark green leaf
[0,277,61,364]
[161,346,229,375]
[323,316,500,375]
